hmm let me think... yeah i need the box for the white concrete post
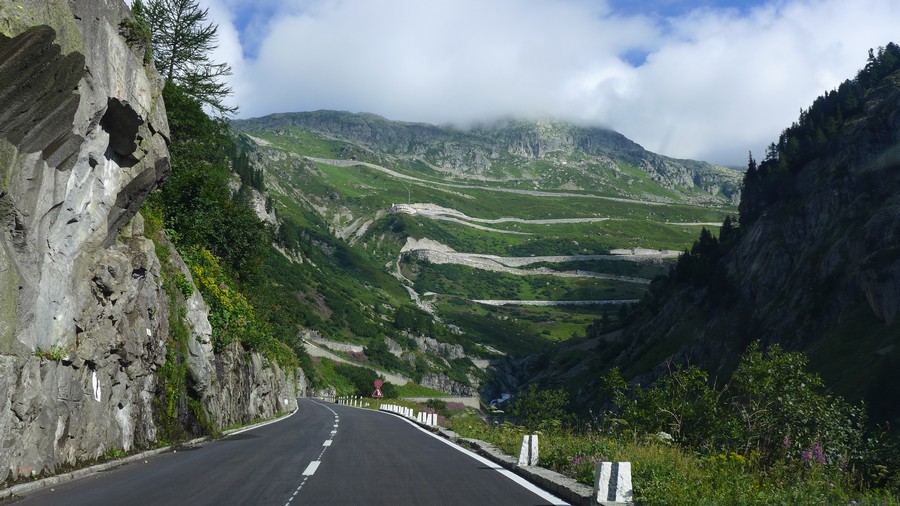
[517,434,539,466]
[593,462,633,505]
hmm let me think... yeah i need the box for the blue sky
[201,0,900,165]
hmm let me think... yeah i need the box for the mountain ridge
[233,111,742,206]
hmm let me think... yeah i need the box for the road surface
[13,398,565,505]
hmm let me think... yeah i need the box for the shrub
[512,384,570,432]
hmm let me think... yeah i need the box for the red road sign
[373,378,384,397]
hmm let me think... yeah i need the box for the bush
[606,343,868,468]
[512,384,570,432]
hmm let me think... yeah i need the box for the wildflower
[783,435,791,450]
[812,443,825,464]
[802,450,812,461]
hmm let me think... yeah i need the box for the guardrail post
[593,462,633,505]
[517,434,539,466]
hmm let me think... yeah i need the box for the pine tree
[141,0,236,116]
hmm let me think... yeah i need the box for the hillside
[565,44,900,426]
[234,112,741,206]
[229,112,740,398]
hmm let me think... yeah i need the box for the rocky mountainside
[593,58,900,425]
[0,0,302,485]
[233,111,742,206]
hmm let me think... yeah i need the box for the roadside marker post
[517,434,539,466]
[593,461,633,505]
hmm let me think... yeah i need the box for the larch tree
[138,0,237,116]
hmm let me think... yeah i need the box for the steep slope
[582,46,900,425]
[0,1,300,486]
[229,111,742,401]
[233,111,742,206]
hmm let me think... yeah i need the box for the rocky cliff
[604,66,900,424]
[0,0,302,486]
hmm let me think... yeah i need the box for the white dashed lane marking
[285,402,340,505]
[302,461,321,476]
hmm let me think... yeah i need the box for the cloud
[201,0,900,166]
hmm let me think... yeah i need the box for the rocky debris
[414,335,465,360]
[384,337,404,357]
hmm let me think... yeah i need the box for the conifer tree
[140,0,236,116]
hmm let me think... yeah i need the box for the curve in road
[13,399,566,506]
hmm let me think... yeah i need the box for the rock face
[607,68,900,421]
[0,1,301,485]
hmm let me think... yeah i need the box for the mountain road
[12,399,565,505]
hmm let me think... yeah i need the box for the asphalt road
[13,398,566,505]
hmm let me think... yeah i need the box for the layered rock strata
[0,0,302,485]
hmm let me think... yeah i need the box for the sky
[198,0,900,166]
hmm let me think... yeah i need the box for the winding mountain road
[306,156,671,206]
[13,399,565,506]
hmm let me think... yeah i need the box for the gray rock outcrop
[0,0,302,486]
[0,0,171,483]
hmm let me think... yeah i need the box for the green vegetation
[450,345,900,505]
[142,0,235,114]
[146,81,298,370]
[224,108,739,391]
[407,260,646,301]
[434,298,587,355]
[152,234,217,443]
[311,358,399,398]
[394,382,450,398]
[33,345,70,362]
[523,258,669,279]
[615,44,900,437]
[118,0,152,65]
[740,43,900,227]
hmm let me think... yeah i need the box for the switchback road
[14,399,565,505]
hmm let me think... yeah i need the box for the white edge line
[389,413,570,506]
[228,403,300,436]
[311,399,566,503]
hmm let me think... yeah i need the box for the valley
[231,112,741,393]
[4,2,900,502]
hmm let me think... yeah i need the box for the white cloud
[201,0,900,165]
